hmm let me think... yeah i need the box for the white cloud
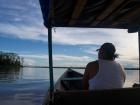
[5,25,137,68]
[0,23,48,41]
[20,54,91,62]
[23,58,36,66]
[20,54,92,67]
[53,55,91,67]
[52,28,138,45]
[20,54,48,59]
[0,24,138,48]
[0,22,138,68]
[84,48,98,55]
[53,54,91,62]
[52,28,106,45]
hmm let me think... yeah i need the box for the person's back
[88,59,125,90]
[83,42,126,90]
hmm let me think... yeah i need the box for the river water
[0,67,139,105]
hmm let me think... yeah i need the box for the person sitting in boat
[83,42,126,90]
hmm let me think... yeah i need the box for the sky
[0,0,139,68]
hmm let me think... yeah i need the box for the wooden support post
[138,31,140,83]
[48,26,54,100]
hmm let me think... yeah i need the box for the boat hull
[43,68,83,105]
[54,68,83,91]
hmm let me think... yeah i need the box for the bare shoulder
[86,60,98,70]
[83,60,99,89]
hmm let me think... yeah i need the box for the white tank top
[89,59,125,90]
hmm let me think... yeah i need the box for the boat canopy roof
[39,0,140,33]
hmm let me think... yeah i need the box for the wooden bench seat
[53,87,140,105]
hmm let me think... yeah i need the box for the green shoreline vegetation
[0,51,23,68]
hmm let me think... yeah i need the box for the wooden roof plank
[111,6,140,27]
[99,0,133,26]
[91,0,125,26]
[39,0,140,32]
[69,0,88,26]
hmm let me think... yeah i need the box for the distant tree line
[0,51,23,68]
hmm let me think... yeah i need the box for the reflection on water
[125,70,139,87]
[0,67,139,105]
[0,67,49,105]
[0,67,21,80]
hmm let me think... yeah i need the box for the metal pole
[138,30,140,84]
[48,26,54,99]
